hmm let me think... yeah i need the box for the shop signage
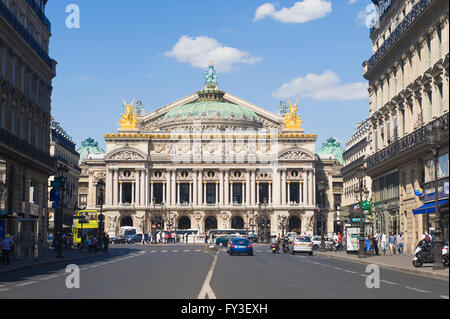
[30,203,40,217]
[422,178,449,202]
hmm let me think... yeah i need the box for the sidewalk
[0,249,103,274]
[315,250,449,280]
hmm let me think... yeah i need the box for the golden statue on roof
[283,100,303,131]
[119,99,139,130]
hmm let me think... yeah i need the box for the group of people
[80,233,109,254]
[0,234,14,265]
[363,231,406,256]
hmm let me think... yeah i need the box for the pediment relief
[107,149,147,161]
[279,148,315,161]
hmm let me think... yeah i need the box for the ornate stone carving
[280,150,313,160]
[111,150,146,161]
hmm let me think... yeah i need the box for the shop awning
[413,200,449,215]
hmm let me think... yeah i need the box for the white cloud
[254,0,332,24]
[272,70,368,101]
[348,0,357,4]
[165,36,262,73]
[357,4,378,28]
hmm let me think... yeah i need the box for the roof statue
[279,101,289,116]
[317,137,344,165]
[283,101,303,131]
[204,61,218,89]
[119,99,139,131]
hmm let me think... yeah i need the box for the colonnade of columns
[104,167,316,208]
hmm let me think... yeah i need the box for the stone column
[166,171,171,205]
[256,182,260,204]
[273,169,280,206]
[190,182,193,204]
[219,170,224,205]
[281,170,286,206]
[251,170,256,206]
[113,170,118,206]
[144,169,149,206]
[241,182,245,205]
[268,182,272,205]
[150,182,154,204]
[198,170,203,205]
[171,170,176,206]
[162,182,166,204]
[203,182,207,205]
[177,182,180,205]
[308,170,313,206]
[141,170,146,207]
[119,182,123,205]
[224,170,229,206]
[135,172,139,205]
[246,171,250,205]
[132,182,135,205]
[193,171,198,206]
[106,169,113,206]
[312,169,316,207]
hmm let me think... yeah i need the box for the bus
[120,226,137,237]
[208,229,250,237]
[73,210,99,246]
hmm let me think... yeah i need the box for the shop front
[414,177,449,243]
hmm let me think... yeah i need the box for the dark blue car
[229,238,253,256]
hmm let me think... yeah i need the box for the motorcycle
[413,241,449,268]
[282,241,290,254]
[271,243,280,254]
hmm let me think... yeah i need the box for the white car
[290,236,313,255]
[311,236,335,250]
[286,232,297,243]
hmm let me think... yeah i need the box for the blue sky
[46,0,374,151]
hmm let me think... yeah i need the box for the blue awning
[413,200,449,215]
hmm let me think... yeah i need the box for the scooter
[282,242,290,254]
[413,241,449,268]
[271,243,280,254]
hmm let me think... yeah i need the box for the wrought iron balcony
[25,0,51,31]
[0,127,56,170]
[367,112,449,170]
[366,0,433,74]
[0,1,53,70]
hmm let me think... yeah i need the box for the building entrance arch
[178,216,191,230]
[231,216,244,229]
[205,216,218,233]
[120,216,133,227]
[288,215,301,233]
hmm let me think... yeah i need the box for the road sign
[152,225,156,229]
[98,214,105,222]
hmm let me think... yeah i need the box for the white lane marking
[172,250,179,252]
[39,275,59,281]
[198,252,218,300]
[161,250,168,253]
[184,250,190,252]
[381,280,399,286]
[15,281,37,287]
[150,251,157,253]
[440,295,449,299]
[195,250,201,252]
[0,288,10,292]
[406,287,430,293]
[360,274,366,277]
[334,267,343,271]
[343,270,357,274]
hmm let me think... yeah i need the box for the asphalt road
[0,244,448,299]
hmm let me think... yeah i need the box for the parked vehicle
[413,241,449,268]
[111,236,127,245]
[290,236,313,256]
[229,238,253,256]
[311,236,334,251]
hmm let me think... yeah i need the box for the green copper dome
[164,100,259,121]
[77,138,106,165]
[318,137,344,165]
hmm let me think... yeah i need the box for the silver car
[291,236,313,255]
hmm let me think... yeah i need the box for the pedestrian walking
[337,232,343,251]
[389,232,396,256]
[1,234,14,265]
[365,235,372,256]
[381,231,388,256]
[397,233,404,255]
[372,231,380,256]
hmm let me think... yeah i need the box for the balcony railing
[0,1,53,70]
[25,0,51,31]
[367,0,432,74]
[367,112,449,170]
[0,127,55,170]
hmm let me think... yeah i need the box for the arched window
[178,216,191,230]
[120,216,133,227]
[231,216,244,229]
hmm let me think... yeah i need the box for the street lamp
[356,164,369,258]
[257,198,270,243]
[317,180,327,252]
[97,179,105,240]
[426,119,444,270]
[55,165,69,259]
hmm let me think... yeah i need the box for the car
[227,236,240,253]
[229,238,253,256]
[216,235,230,247]
[247,233,258,242]
[311,236,334,250]
[47,234,54,247]
[126,234,138,244]
[290,236,314,255]
[111,236,127,244]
